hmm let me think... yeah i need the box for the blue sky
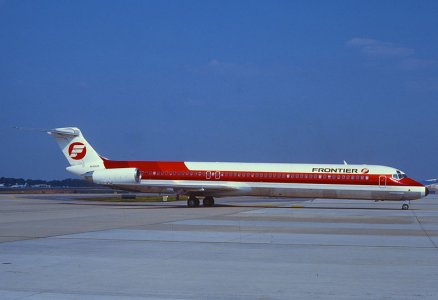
[0,0,437,180]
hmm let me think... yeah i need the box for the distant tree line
[0,177,96,187]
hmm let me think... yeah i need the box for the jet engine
[86,168,142,185]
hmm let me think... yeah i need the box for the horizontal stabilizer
[47,128,80,137]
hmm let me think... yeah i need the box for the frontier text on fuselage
[312,168,359,173]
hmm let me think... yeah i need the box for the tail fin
[48,127,105,175]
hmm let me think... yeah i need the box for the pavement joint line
[47,236,438,249]
[15,290,47,300]
[412,210,438,251]
[0,236,41,238]
[0,288,264,300]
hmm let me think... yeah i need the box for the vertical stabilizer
[48,127,105,175]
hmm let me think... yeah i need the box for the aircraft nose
[425,187,430,197]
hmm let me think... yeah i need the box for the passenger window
[366,176,369,180]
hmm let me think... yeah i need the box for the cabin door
[379,176,386,188]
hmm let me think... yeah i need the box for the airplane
[48,127,429,210]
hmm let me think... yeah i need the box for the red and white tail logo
[68,142,87,160]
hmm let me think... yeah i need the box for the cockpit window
[393,170,407,180]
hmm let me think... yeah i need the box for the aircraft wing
[153,180,250,196]
[113,180,250,197]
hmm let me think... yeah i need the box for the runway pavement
[1,194,437,299]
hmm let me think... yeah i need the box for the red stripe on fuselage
[103,159,189,171]
[102,159,424,187]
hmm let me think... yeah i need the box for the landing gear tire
[402,204,409,210]
[187,196,200,208]
[203,196,215,207]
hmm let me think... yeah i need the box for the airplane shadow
[60,200,410,211]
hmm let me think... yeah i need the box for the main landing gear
[203,196,215,207]
[187,196,215,207]
[401,200,410,210]
[187,196,200,207]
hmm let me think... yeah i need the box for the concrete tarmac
[1,194,438,299]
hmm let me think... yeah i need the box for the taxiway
[1,194,437,299]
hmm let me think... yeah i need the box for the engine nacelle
[87,168,141,185]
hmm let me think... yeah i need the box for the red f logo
[68,142,87,160]
[361,168,369,174]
